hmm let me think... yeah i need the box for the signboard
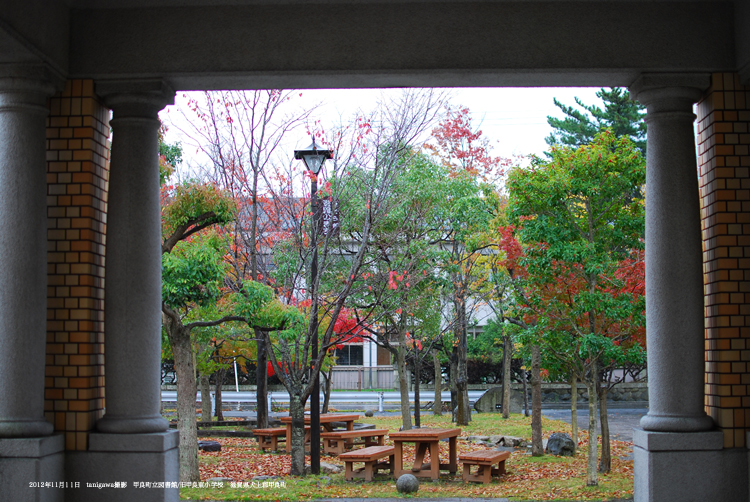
[316,196,340,237]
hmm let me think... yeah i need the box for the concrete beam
[67,1,735,90]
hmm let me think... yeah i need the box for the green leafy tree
[425,106,508,426]
[162,233,247,483]
[504,130,646,485]
[161,181,237,254]
[545,87,647,155]
[341,151,449,431]
[160,176,240,483]
[433,172,497,426]
[467,318,503,362]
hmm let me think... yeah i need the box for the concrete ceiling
[1,1,748,90]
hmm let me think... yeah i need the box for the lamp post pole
[309,172,320,475]
[295,139,331,476]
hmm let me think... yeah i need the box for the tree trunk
[455,294,470,426]
[289,389,307,476]
[167,324,199,482]
[214,367,224,421]
[530,344,543,456]
[255,329,268,429]
[450,348,458,422]
[586,367,599,486]
[322,367,333,414]
[502,335,512,419]
[395,343,412,430]
[200,373,212,422]
[522,368,529,417]
[433,350,442,416]
[414,355,421,427]
[598,383,611,473]
[570,373,578,453]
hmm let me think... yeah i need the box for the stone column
[96,80,174,434]
[71,80,179,502]
[0,67,57,438]
[0,65,65,502]
[630,73,714,434]
[629,74,738,502]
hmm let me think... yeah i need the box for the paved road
[162,390,485,408]
[542,407,648,442]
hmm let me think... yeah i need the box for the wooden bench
[339,445,395,481]
[253,428,287,452]
[254,426,312,452]
[320,429,388,455]
[459,450,510,483]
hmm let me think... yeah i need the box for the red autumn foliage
[425,106,513,182]
[497,225,645,351]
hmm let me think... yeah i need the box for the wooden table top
[279,413,361,424]
[388,428,461,441]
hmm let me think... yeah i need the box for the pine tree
[545,87,646,155]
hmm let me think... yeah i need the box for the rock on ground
[502,435,525,447]
[546,432,575,456]
[197,440,221,452]
[396,473,419,494]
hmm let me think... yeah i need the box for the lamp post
[294,138,332,475]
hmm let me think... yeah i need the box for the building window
[334,345,364,365]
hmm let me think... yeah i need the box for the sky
[160,86,605,173]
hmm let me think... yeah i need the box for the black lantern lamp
[294,138,332,175]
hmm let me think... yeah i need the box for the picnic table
[279,413,361,452]
[388,427,461,480]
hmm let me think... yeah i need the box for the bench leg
[480,465,491,483]
[492,460,506,476]
[345,461,354,481]
[393,441,404,477]
[363,461,374,482]
[462,463,471,483]
[372,457,392,477]
[258,436,269,452]
[270,436,278,451]
[449,436,457,474]
[429,441,440,480]
[463,463,496,483]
